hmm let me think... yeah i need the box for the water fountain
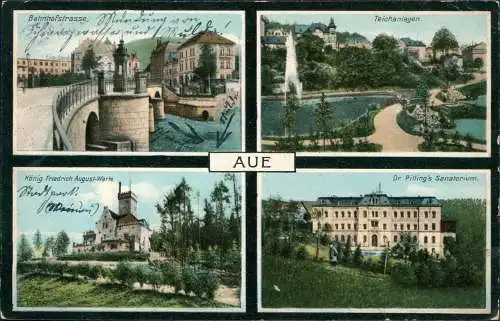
[274,32,303,100]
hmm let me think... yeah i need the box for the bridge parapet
[52,77,136,151]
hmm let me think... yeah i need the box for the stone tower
[118,181,138,217]
[325,17,338,50]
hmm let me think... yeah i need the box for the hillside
[125,37,183,71]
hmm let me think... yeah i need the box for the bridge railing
[52,80,99,151]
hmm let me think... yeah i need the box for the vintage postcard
[258,169,491,313]
[257,11,491,157]
[13,10,245,155]
[12,167,245,312]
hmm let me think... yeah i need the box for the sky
[14,168,242,244]
[262,11,489,46]
[15,10,244,58]
[261,170,489,202]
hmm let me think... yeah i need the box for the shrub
[182,266,199,296]
[428,260,445,287]
[76,263,91,279]
[352,245,362,267]
[415,262,432,287]
[295,245,309,261]
[88,264,104,280]
[115,262,135,289]
[147,268,164,291]
[103,267,117,283]
[132,265,146,288]
[200,269,219,300]
[160,262,183,293]
[280,241,295,258]
[391,263,417,287]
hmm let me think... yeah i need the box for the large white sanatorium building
[73,182,152,253]
[312,190,456,256]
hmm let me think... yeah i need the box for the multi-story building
[312,189,456,256]
[71,38,115,74]
[294,18,338,50]
[175,31,236,85]
[148,39,180,84]
[16,57,71,79]
[72,181,151,253]
[462,42,487,71]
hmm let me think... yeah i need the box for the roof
[262,36,286,45]
[400,37,426,47]
[178,31,235,49]
[314,192,440,207]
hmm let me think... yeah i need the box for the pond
[453,118,486,141]
[261,95,395,137]
[150,108,242,152]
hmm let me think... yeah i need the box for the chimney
[119,181,121,194]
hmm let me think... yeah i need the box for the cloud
[406,184,439,197]
[79,181,119,211]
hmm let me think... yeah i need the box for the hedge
[58,251,148,262]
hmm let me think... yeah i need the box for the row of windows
[19,67,70,74]
[19,60,69,67]
[320,222,437,231]
[333,234,437,245]
[323,209,437,219]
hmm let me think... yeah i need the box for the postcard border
[257,168,492,314]
[12,10,246,156]
[256,10,493,158]
[11,167,246,313]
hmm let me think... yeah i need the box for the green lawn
[262,256,485,309]
[18,275,229,308]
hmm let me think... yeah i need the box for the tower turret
[118,181,138,217]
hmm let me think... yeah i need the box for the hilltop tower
[324,17,338,50]
[118,181,138,217]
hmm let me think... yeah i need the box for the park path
[366,103,424,152]
[15,86,61,152]
[429,72,487,106]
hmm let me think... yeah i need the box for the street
[15,86,61,152]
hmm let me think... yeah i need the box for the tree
[18,234,33,262]
[42,236,54,257]
[211,180,231,256]
[53,230,70,257]
[33,229,43,255]
[224,173,241,247]
[282,82,300,147]
[315,93,332,151]
[372,34,400,52]
[391,232,419,263]
[194,44,217,93]
[431,28,459,57]
[81,45,100,78]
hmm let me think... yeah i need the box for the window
[414,224,417,230]
[394,235,398,242]
[383,211,387,217]
[363,211,367,217]
[400,224,404,230]
[431,236,435,243]
[335,224,338,230]
[348,211,351,218]
[424,224,428,230]
[432,223,436,231]
[383,223,386,230]
[341,211,345,218]
[432,248,435,254]
[407,224,410,230]
[317,222,321,230]
[341,224,344,230]
[407,211,410,218]
[394,224,397,230]
[363,235,367,243]
[432,211,436,218]
[220,60,224,69]
[354,235,357,243]
[414,211,417,218]
[354,224,357,230]
[347,224,351,230]
[324,210,328,218]
[354,211,357,218]
[341,235,345,242]
[424,236,428,243]
[335,211,338,218]
[425,211,428,218]
[363,224,367,230]
[400,211,404,217]
[371,221,379,228]
[394,211,397,218]
[111,244,117,249]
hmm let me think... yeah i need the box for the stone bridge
[52,74,165,152]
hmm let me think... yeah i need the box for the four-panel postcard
[1,1,498,320]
